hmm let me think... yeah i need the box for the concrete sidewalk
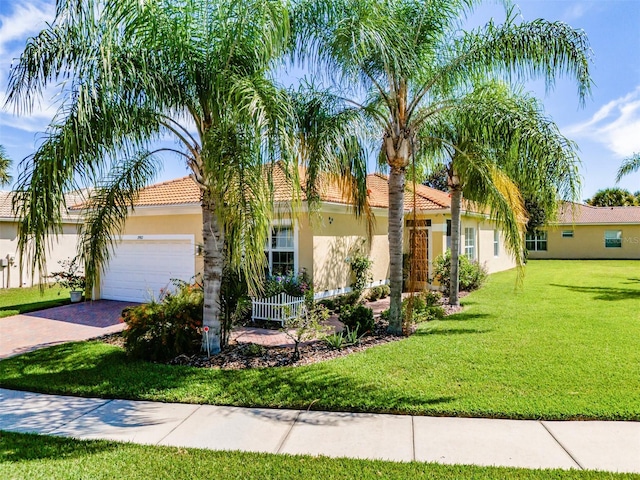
[1,389,638,473]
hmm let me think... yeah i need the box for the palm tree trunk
[387,165,405,334]
[202,193,223,354]
[449,185,462,306]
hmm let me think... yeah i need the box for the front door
[409,228,429,287]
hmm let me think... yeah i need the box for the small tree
[281,303,330,361]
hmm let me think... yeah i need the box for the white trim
[119,234,195,242]
[405,208,449,214]
[431,223,448,232]
[273,201,389,217]
[313,279,389,300]
[427,227,433,282]
[265,221,298,275]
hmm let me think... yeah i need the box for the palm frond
[80,154,163,288]
[616,153,640,183]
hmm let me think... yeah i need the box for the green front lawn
[0,285,70,318]
[0,431,633,480]
[1,260,639,420]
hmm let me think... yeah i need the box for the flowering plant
[50,257,86,292]
[263,269,312,298]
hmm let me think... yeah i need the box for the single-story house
[80,169,517,303]
[527,202,640,259]
[0,191,84,288]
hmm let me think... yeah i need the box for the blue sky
[0,0,639,200]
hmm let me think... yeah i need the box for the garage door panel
[101,238,195,303]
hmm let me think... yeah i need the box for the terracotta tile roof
[365,174,450,210]
[556,202,640,224]
[0,191,13,218]
[1,190,85,220]
[70,164,457,212]
[132,176,201,206]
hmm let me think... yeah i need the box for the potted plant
[50,257,86,303]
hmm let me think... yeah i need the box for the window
[493,230,499,257]
[446,220,452,250]
[562,230,574,238]
[525,231,547,251]
[605,230,622,248]
[266,225,295,275]
[464,227,475,259]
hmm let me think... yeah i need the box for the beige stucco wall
[311,209,389,295]
[112,206,390,298]
[401,213,516,287]
[476,219,518,273]
[528,224,640,259]
[0,220,81,289]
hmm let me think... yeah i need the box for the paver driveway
[0,300,137,359]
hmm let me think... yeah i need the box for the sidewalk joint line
[411,416,416,461]
[276,410,302,454]
[540,421,584,470]
[155,404,203,446]
[50,398,114,434]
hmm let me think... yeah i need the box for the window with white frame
[562,230,574,238]
[525,231,547,251]
[266,225,295,275]
[604,230,622,248]
[493,230,499,257]
[464,227,476,259]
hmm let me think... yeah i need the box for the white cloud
[563,3,586,20]
[0,0,55,57]
[0,1,56,135]
[565,86,640,157]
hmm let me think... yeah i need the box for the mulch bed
[98,295,465,371]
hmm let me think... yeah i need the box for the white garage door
[101,235,196,303]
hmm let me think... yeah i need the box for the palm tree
[0,146,11,185]
[6,0,368,354]
[586,187,637,207]
[419,82,581,304]
[293,0,592,332]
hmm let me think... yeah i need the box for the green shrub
[349,253,372,295]
[378,292,445,326]
[318,298,337,312]
[122,280,203,361]
[324,332,346,349]
[433,250,488,295]
[380,284,390,298]
[367,286,383,301]
[324,326,361,350]
[339,304,375,334]
[422,290,442,306]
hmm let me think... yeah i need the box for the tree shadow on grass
[549,284,640,302]
[414,327,492,336]
[0,342,455,417]
[438,312,490,322]
[0,431,118,462]
[0,299,70,318]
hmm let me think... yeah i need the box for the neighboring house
[527,202,640,260]
[82,168,517,303]
[0,191,84,288]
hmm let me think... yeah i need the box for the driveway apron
[0,300,136,359]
